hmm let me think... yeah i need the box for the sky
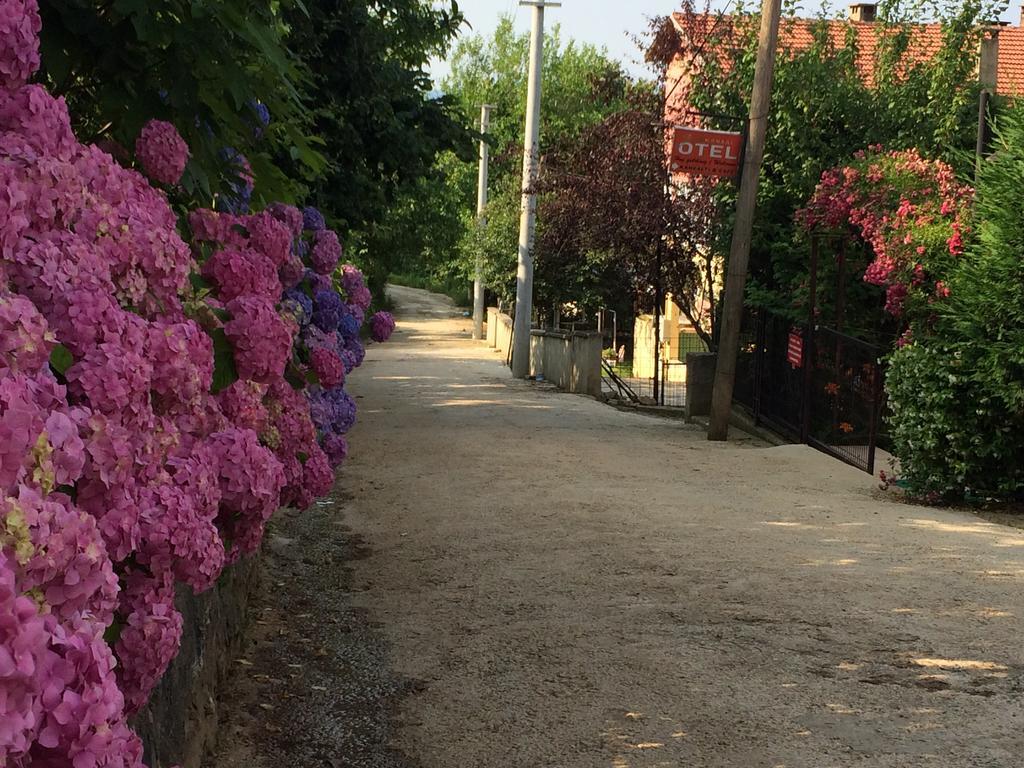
[428,0,681,84]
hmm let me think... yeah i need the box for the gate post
[802,235,820,442]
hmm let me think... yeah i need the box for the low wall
[530,329,602,397]
[133,557,259,768]
[493,309,514,363]
[486,307,498,347]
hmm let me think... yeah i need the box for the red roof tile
[670,12,1024,95]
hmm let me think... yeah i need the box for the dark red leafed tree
[535,96,722,347]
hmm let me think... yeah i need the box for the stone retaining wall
[133,557,259,768]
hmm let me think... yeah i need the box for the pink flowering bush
[797,146,972,330]
[135,120,189,186]
[0,2,396,762]
[370,311,395,343]
[877,106,1024,500]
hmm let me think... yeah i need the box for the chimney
[1020,5,1024,26]
[849,3,878,22]
[979,29,999,91]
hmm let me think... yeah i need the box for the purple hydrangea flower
[338,308,361,341]
[307,385,357,435]
[302,206,326,232]
[370,311,395,343]
[283,288,313,326]
[248,99,270,140]
[312,289,343,332]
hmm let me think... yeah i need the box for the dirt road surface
[215,284,1024,768]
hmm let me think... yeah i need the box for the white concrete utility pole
[511,0,559,378]
[707,0,783,440]
[472,104,494,340]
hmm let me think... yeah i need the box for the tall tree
[38,0,325,204]
[416,16,638,312]
[284,0,475,234]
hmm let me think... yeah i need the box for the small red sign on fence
[787,330,804,368]
[670,127,743,178]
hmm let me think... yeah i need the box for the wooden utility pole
[976,29,998,176]
[511,0,560,378]
[472,104,494,340]
[707,0,783,441]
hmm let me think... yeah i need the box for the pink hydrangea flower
[265,202,304,239]
[114,567,183,714]
[3,484,119,625]
[310,346,344,388]
[202,247,281,302]
[0,548,50,761]
[216,380,268,434]
[66,339,153,422]
[244,210,292,267]
[310,230,342,275]
[0,84,77,159]
[207,428,285,560]
[370,311,395,343]
[135,119,189,186]
[136,479,225,593]
[302,444,334,497]
[149,320,214,405]
[224,296,293,383]
[0,0,41,90]
[340,264,372,310]
[0,290,54,376]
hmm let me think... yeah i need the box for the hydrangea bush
[0,3,392,763]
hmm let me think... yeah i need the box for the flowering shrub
[797,146,972,332]
[0,3,392,763]
[882,108,1024,500]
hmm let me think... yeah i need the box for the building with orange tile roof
[665,3,1017,124]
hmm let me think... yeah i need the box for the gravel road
[215,284,1024,768]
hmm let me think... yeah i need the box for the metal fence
[600,360,687,407]
[734,310,885,474]
[805,327,884,474]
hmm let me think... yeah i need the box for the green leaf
[210,328,239,394]
[49,345,74,376]
[103,620,124,646]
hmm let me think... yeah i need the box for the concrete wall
[684,352,716,420]
[634,295,706,382]
[481,310,600,397]
[493,310,513,363]
[486,307,498,347]
[133,557,258,768]
[530,333,544,378]
[530,329,602,397]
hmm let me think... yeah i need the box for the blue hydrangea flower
[217,147,253,214]
[283,288,313,326]
[345,337,366,369]
[338,309,361,341]
[307,386,357,435]
[312,289,343,332]
[302,206,326,232]
[247,99,271,140]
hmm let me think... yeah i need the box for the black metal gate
[736,311,884,474]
